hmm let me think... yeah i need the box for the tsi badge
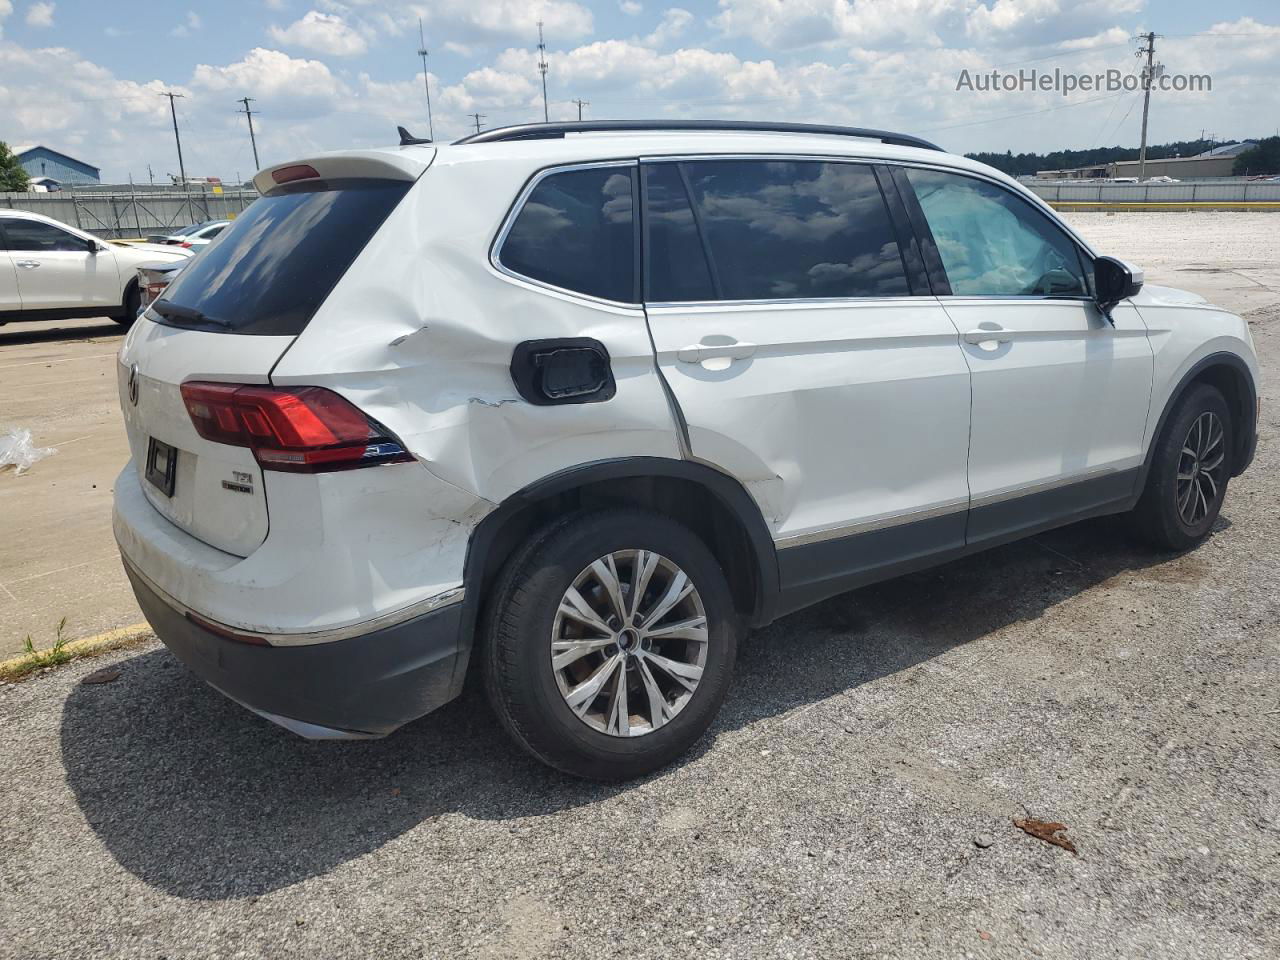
[222,470,254,495]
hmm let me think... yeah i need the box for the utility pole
[417,18,435,141]
[572,98,589,121]
[147,163,154,187]
[161,91,187,186]
[1134,31,1161,180]
[470,112,486,135]
[237,96,260,170]
[537,21,549,123]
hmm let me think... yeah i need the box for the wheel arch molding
[454,456,781,681]
[1144,351,1258,485]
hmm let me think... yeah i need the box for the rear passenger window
[643,163,715,302]
[681,160,910,300]
[500,166,636,303]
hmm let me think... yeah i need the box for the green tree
[0,142,30,192]
[1233,137,1280,176]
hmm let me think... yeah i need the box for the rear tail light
[179,241,194,249]
[180,382,414,473]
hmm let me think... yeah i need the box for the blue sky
[1,0,1277,182]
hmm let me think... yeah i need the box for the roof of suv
[409,122,1005,186]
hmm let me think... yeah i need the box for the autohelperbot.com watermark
[956,66,1211,96]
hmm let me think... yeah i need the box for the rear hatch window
[153,178,410,336]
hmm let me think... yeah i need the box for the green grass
[10,616,72,679]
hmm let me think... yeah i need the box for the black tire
[1132,383,1232,551]
[112,283,141,327]
[483,508,739,781]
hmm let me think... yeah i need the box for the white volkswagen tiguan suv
[112,121,1259,779]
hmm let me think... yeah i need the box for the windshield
[153,178,410,336]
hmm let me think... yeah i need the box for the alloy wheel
[551,550,709,737]
[1176,410,1226,526]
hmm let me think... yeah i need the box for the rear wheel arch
[458,459,780,670]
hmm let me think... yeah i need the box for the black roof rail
[452,120,944,152]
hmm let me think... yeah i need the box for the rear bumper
[124,560,467,737]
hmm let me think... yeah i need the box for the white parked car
[112,121,1259,779]
[1,210,191,326]
[145,219,231,249]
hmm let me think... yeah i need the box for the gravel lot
[1,212,1278,959]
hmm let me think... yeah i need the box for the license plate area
[145,437,178,497]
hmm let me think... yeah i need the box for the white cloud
[0,0,12,38]
[964,0,1143,45]
[620,0,642,13]
[714,0,966,49]
[193,47,347,115]
[25,1,53,27]
[369,0,595,44]
[171,11,202,37]
[268,10,368,56]
[643,7,693,47]
[1058,26,1131,50]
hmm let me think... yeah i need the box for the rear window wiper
[152,299,233,329]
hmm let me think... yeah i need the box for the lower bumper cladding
[122,561,468,738]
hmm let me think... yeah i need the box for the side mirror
[85,238,101,254]
[1094,256,1143,320]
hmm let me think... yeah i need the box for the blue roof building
[15,145,101,185]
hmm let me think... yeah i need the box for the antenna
[537,20,549,123]
[417,18,435,142]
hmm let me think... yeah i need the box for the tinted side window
[501,166,636,303]
[904,168,1088,297]
[682,160,910,300]
[4,219,87,252]
[643,163,715,302]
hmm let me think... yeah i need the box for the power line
[417,18,435,141]
[919,90,1128,134]
[237,96,260,170]
[160,91,186,185]
[537,21,549,123]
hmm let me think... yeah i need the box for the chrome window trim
[646,294,939,310]
[490,158,643,310]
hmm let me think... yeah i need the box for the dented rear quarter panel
[270,149,682,505]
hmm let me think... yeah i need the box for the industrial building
[15,145,102,186]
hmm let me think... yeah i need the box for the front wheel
[1132,383,1232,551]
[112,283,141,327]
[483,509,739,781]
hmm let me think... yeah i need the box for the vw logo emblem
[128,363,140,407]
